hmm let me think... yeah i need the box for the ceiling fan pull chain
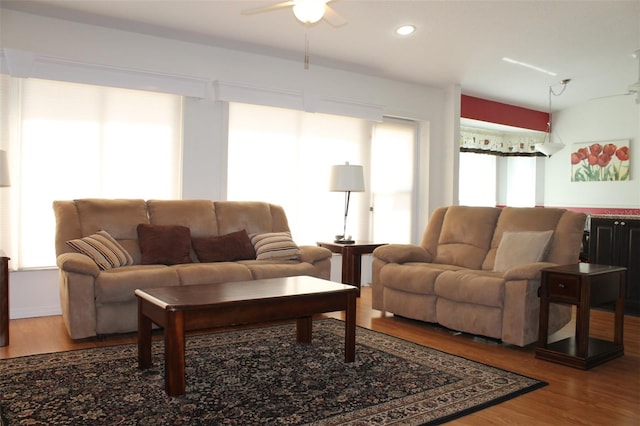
[304,32,310,70]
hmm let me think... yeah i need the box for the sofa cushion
[95,265,180,303]
[74,198,148,263]
[434,269,505,308]
[493,230,553,272]
[434,206,501,269]
[137,224,193,265]
[66,230,134,270]
[250,232,301,260]
[381,263,462,295]
[192,230,256,262]
[173,262,253,286]
[146,200,218,237]
[241,260,316,280]
[74,198,148,239]
[482,207,564,270]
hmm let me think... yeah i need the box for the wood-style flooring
[1,287,638,425]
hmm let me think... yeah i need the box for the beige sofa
[53,199,332,339]
[372,206,586,347]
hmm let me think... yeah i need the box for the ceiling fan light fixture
[293,0,327,24]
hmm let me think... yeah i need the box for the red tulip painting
[571,140,630,182]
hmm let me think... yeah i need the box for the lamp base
[334,235,355,244]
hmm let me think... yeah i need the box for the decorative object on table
[329,161,364,244]
[0,319,547,425]
[535,79,571,157]
[570,140,630,181]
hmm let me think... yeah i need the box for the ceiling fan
[242,0,347,27]
[593,50,640,104]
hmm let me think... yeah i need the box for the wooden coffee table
[135,276,358,396]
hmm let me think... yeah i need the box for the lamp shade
[329,162,364,192]
[535,142,565,157]
[0,150,10,187]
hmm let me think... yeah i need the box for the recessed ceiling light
[502,57,557,76]
[395,25,416,36]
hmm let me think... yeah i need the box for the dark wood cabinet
[588,216,640,314]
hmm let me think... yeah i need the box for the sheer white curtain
[227,102,371,245]
[1,76,183,268]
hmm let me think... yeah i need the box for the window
[1,76,183,269]
[505,157,536,207]
[370,119,416,243]
[459,152,496,206]
[227,103,416,245]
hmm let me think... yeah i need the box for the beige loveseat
[372,206,586,347]
[54,199,332,339]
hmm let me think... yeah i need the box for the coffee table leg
[345,292,356,362]
[296,316,313,343]
[137,298,152,369]
[165,310,186,396]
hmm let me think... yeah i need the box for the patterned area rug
[0,319,545,425]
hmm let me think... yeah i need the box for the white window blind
[227,102,370,245]
[459,152,497,206]
[370,119,416,243]
[1,76,183,269]
[505,157,536,207]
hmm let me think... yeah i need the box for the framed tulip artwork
[571,140,630,182]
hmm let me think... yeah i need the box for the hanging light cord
[547,79,571,132]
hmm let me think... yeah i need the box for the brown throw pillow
[192,230,256,262]
[137,224,193,265]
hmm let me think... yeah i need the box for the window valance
[460,126,546,157]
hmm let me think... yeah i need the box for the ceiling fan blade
[323,4,348,27]
[241,1,295,16]
[591,92,633,101]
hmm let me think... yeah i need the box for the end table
[536,263,626,369]
[0,252,9,347]
[317,241,386,296]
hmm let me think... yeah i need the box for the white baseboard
[11,306,62,319]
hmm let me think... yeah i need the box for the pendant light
[535,79,571,157]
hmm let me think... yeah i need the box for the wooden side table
[0,252,9,347]
[317,241,386,296]
[536,263,626,369]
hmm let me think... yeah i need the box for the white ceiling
[3,0,639,112]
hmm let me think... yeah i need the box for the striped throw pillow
[66,230,134,270]
[250,232,301,261]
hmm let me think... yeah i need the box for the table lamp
[329,162,364,244]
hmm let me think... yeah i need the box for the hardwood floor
[2,286,638,425]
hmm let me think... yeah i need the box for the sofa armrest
[57,252,100,277]
[373,244,432,264]
[502,261,558,281]
[298,246,333,264]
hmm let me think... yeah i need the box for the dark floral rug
[0,319,545,425]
